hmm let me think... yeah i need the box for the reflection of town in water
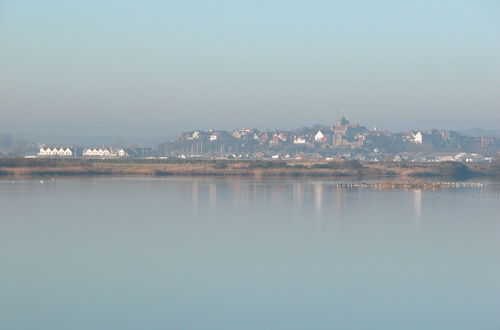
[180,178,426,230]
[172,177,497,235]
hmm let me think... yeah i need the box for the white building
[412,131,423,144]
[38,147,73,157]
[314,130,326,143]
[293,136,306,144]
[82,148,128,158]
[186,131,200,140]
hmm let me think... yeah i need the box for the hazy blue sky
[1,1,499,137]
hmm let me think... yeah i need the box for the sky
[1,0,499,138]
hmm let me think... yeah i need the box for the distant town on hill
[157,117,500,162]
[2,117,500,163]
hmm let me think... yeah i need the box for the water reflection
[181,178,426,227]
[293,182,304,209]
[191,180,198,210]
[208,183,217,214]
[1,177,499,330]
[333,186,346,227]
[314,182,324,216]
[163,178,497,232]
[413,189,422,230]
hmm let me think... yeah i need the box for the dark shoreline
[0,158,498,180]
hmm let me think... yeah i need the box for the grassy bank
[0,158,497,179]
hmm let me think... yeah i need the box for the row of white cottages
[38,147,128,158]
[82,148,128,157]
[38,147,73,157]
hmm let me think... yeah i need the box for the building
[314,130,327,143]
[82,148,128,158]
[38,147,73,157]
[293,136,306,144]
[412,131,424,144]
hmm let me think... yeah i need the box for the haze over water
[1,177,499,329]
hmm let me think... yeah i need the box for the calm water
[0,177,499,330]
